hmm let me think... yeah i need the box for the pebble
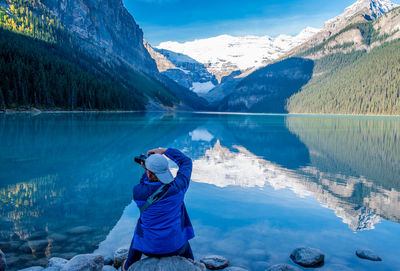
[356,248,382,261]
[290,247,325,267]
[200,255,230,270]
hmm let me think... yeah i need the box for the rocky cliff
[41,0,158,74]
[143,40,177,72]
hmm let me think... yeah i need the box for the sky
[123,0,400,45]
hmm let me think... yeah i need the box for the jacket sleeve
[164,148,192,193]
[133,173,147,201]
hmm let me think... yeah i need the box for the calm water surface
[0,112,400,270]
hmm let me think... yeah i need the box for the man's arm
[147,148,192,192]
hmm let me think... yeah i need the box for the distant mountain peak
[323,0,399,31]
[156,27,320,81]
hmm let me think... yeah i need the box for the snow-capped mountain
[291,0,399,57]
[156,27,320,81]
[323,0,398,32]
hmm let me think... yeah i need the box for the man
[123,147,195,270]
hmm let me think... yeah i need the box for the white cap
[145,154,174,184]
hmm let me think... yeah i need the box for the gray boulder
[266,264,302,271]
[113,248,129,269]
[0,249,5,271]
[356,248,382,261]
[102,266,117,271]
[60,254,104,271]
[127,256,205,271]
[18,267,44,271]
[46,257,68,270]
[200,255,230,270]
[290,247,324,267]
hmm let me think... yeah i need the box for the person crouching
[123,148,195,270]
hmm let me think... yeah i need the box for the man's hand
[147,148,167,156]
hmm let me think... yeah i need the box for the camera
[134,154,147,165]
[134,153,153,165]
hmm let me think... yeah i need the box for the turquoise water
[0,112,400,270]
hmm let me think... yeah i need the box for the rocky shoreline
[0,245,383,271]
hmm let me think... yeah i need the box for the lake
[0,112,400,271]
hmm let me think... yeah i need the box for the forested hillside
[0,0,180,111]
[287,40,400,115]
[218,58,314,113]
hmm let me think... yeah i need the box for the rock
[44,267,61,271]
[46,257,68,270]
[356,248,382,261]
[266,264,302,271]
[127,256,205,271]
[0,242,10,251]
[54,252,78,260]
[60,254,104,271]
[30,240,49,252]
[113,248,128,269]
[200,255,230,270]
[224,267,249,271]
[9,241,22,251]
[18,267,44,271]
[48,234,68,242]
[19,242,33,253]
[0,249,6,271]
[67,226,93,235]
[290,247,324,267]
[28,231,48,241]
[19,240,49,253]
[102,266,117,271]
[104,256,113,266]
[30,108,42,115]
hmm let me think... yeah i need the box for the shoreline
[1,109,400,118]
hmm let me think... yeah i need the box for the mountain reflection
[286,116,400,191]
[188,140,399,231]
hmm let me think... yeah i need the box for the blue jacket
[132,148,195,254]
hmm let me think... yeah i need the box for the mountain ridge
[156,27,320,81]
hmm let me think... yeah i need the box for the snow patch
[189,129,214,142]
